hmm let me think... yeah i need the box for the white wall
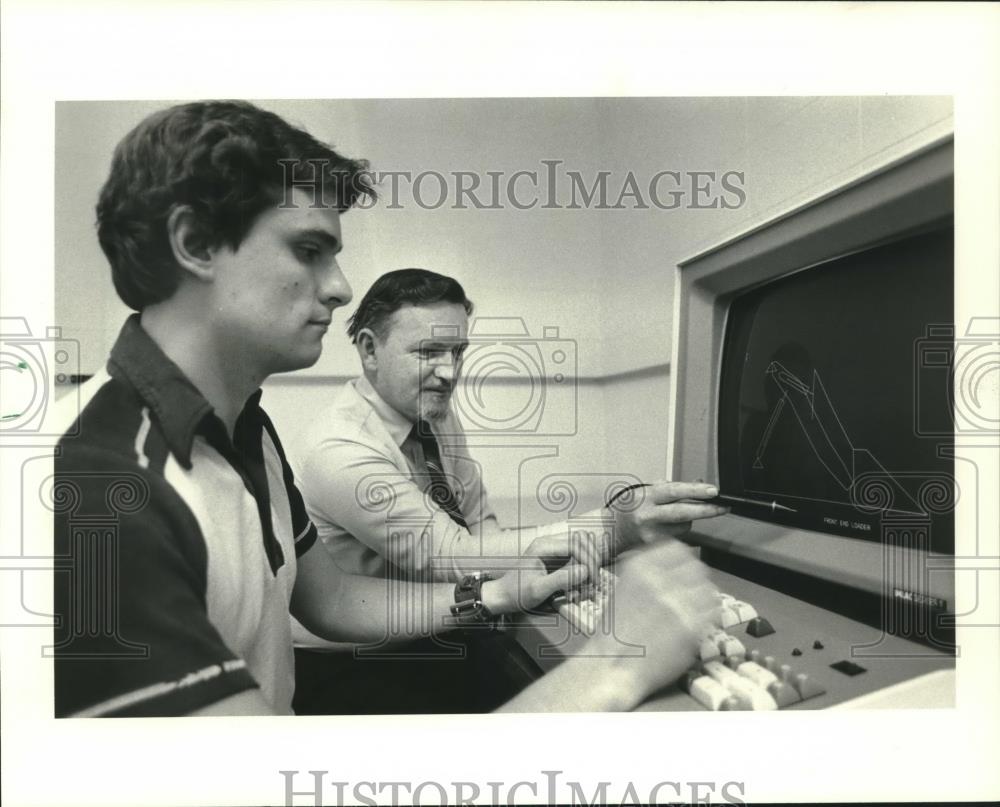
[54,97,953,526]
[596,96,955,495]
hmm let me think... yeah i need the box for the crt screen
[718,225,954,554]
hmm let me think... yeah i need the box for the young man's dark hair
[96,100,376,310]
[346,267,474,343]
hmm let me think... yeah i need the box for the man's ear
[356,328,379,372]
[166,204,217,281]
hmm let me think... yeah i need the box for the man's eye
[295,244,321,262]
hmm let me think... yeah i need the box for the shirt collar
[107,314,263,469]
[353,374,418,448]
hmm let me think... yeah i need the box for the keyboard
[550,583,827,711]
[517,565,954,711]
[549,567,614,634]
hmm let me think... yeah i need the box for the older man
[296,268,726,579]
[291,268,726,712]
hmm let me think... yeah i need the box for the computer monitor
[669,137,954,645]
[718,225,954,554]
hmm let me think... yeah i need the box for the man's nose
[433,359,457,383]
[320,258,353,310]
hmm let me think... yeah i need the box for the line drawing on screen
[750,361,927,517]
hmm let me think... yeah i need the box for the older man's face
[370,302,469,423]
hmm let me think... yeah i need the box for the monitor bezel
[667,136,955,619]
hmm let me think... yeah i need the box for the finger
[646,502,729,523]
[570,530,602,581]
[646,481,719,504]
[533,562,589,604]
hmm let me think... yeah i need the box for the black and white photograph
[1,3,998,807]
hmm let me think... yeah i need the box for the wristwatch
[450,572,496,625]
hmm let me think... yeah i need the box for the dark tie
[410,420,468,529]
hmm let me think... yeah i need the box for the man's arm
[299,427,726,583]
[523,480,730,578]
[290,538,588,643]
[298,435,518,581]
[54,447,262,717]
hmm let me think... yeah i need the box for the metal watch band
[450,572,495,624]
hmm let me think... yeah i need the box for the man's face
[208,188,352,377]
[369,302,469,423]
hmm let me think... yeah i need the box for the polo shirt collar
[108,314,262,469]
[354,374,416,448]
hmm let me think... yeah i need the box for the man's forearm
[299,569,519,644]
[304,572,458,643]
[430,519,538,580]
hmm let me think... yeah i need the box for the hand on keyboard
[482,556,591,615]
[550,567,615,633]
[526,527,608,584]
[582,540,717,701]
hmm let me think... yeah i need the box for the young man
[54,101,715,717]
[290,269,728,712]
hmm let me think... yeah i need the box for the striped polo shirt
[53,315,317,716]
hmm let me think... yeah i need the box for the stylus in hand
[698,493,797,514]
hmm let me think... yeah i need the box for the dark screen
[718,225,954,554]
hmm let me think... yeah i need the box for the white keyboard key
[730,600,758,622]
[558,602,595,634]
[699,637,721,661]
[703,663,751,707]
[704,661,779,711]
[768,681,801,707]
[721,636,746,659]
[689,676,734,711]
[704,660,744,688]
[729,678,779,711]
[736,661,779,689]
[714,607,741,628]
[793,672,826,700]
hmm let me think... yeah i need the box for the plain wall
[54,97,953,526]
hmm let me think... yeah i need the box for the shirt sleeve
[297,431,497,582]
[260,414,317,559]
[53,445,259,717]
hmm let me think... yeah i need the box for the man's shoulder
[55,369,184,505]
[56,369,149,465]
[301,379,390,445]
[53,370,204,558]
